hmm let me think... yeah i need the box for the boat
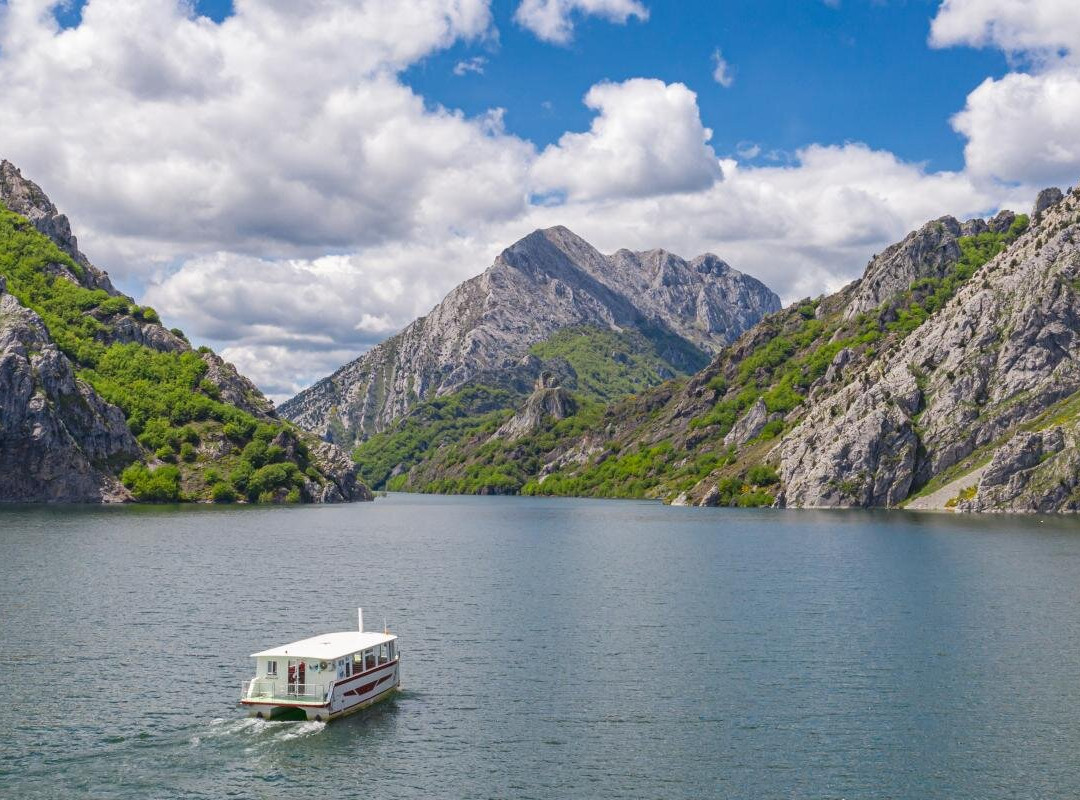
[240,609,400,721]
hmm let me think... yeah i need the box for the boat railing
[242,678,329,703]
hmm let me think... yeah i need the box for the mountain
[279,225,780,446]
[0,160,369,504]
[376,184,1080,513]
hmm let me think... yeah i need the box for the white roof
[251,630,396,660]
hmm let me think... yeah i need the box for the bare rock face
[723,397,768,448]
[281,225,780,444]
[0,280,139,502]
[494,372,577,440]
[957,428,1079,513]
[780,185,1080,511]
[309,441,373,502]
[199,349,276,418]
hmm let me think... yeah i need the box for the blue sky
[5,0,1077,398]
[57,0,1009,171]
[407,0,1009,171]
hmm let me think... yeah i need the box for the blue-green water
[2,494,1080,798]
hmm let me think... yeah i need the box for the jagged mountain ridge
[280,225,780,444]
[0,160,369,503]
[379,186,1080,513]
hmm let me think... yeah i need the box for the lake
[2,494,1080,798]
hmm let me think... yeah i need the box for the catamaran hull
[241,660,400,722]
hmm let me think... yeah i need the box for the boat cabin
[241,610,400,721]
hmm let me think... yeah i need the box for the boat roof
[251,630,397,660]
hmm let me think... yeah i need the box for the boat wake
[190,716,327,748]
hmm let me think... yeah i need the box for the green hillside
[353,324,705,490]
[0,203,350,503]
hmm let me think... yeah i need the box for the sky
[0,0,1078,403]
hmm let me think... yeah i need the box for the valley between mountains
[286,185,1080,513]
[3,157,1080,513]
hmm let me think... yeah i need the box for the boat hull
[241,659,400,722]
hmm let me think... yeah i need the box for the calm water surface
[2,494,1080,798]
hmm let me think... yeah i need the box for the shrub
[121,463,181,502]
[179,442,197,462]
[229,461,254,493]
[210,482,237,503]
[746,464,780,486]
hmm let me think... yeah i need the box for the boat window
[388,641,395,660]
[364,648,376,670]
[266,660,277,677]
[378,643,389,664]
[353,652,363,667]
[344,658,352,677]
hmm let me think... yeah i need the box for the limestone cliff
[0,276,137,501]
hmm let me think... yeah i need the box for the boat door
[287,659,306,694]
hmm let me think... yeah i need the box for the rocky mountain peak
[281,225,780,444]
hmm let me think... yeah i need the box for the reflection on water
[2,496,1080,798]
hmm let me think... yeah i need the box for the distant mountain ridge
[373,184,1080,514]
[280,225,780,445]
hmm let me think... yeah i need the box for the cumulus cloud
[0,0,520,278]
[930,0,1080,188]
[514,0,647,44]
[952,70,1080,186]
[712,49,734,88]
[532,79,721,201]
[930,0,1080,61]
[0,1,1045,404]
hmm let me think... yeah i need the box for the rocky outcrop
[955,428,1078,513]
[1034,187,1064,217]
[493,372,577,440]
[280,225,779,444]
[0,160,116,293]
[308,441,372,502]
[0,278,138,502]
[844,211,1016,319]
[723,398,768,447]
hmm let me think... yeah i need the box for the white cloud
[735,141,761,159]
[453,55,487,75]
[0,0,517,279]
[520,143,1027,306]
[712,48,734,88]
[930,0,1080,188]
[513,0,647,44]
[930,0,1080,61]
[0,2,1047,404]
[952,69,1080,186]
[532,79,721,201]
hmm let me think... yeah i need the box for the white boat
[240,609,400,721]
